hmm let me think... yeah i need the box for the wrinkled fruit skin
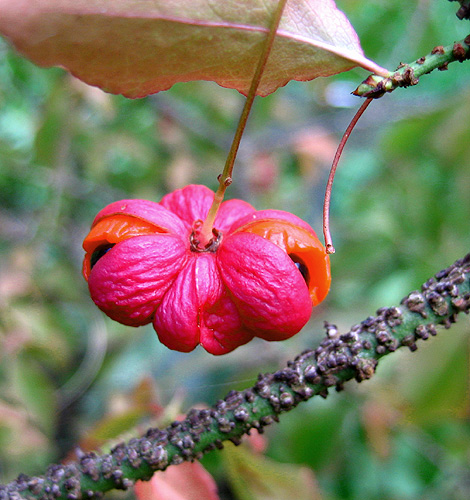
[82,185,330,355]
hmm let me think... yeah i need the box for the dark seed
[289,254,310,285]
[91,244,115,268]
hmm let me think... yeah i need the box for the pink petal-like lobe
[160,184,255,233]
[195,254,254,355]
[93,198,189,235]
[214,198,255,233]
[218,232,312,340]
[88,234,188,326]
[153,253,253,355]
[153,258,200,352]
[160,185,214,226]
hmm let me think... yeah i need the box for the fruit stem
[323,97,373,254]
[197,0,288,247]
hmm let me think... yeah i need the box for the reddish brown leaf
[0,0,388,98]
[134,461,219,500]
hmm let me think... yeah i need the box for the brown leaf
[0,0,388,98]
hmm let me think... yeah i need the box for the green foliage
[1,1,469,499]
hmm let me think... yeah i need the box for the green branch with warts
[353,35,470,98]
[1,253,470,500]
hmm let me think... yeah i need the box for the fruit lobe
[82,185,331,355]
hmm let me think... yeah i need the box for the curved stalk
[323,98,373,254]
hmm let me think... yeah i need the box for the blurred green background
[0,1,469,499]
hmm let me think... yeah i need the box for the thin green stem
[3,253,470,500]
[197,0,288,247]
[353,35,470,98]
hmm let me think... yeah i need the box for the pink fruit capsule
[82,185,330,355]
